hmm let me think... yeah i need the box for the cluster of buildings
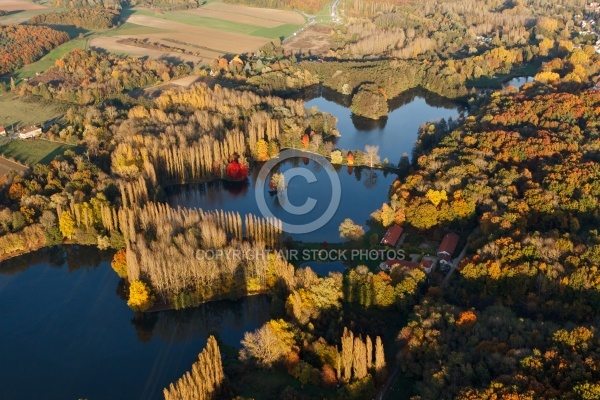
[0,125,43,139]
[379,224,461,276]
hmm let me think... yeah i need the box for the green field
[0,94,66,127]
[12,39,88,79]
[128,8,301,39]
[0,138,80,166]
[102,22,171,37]
[249,23,301,38]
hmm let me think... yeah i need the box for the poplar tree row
[163,336,224,400]
[339,327,386,383]
[108,201,287,309]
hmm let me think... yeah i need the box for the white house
[19,126,42,139]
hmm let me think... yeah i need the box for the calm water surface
[168,91,463,243]
[0,246,271,400]
[305,89,462,162]
[1,89,465,399]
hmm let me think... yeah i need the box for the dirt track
[89,36,202,63]
[0,156,28,178]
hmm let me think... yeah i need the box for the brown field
[0,156,28,178]
[145,36,224,59]
[187,3,304,27]
[127,15,271,54]
[0,0,46,12]
[0,0,48,25]
[284,25,333,55]
[89,36,203,62]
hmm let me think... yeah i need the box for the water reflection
[0,246,272,400]
[167,160,398,243]
[304,87,462,162]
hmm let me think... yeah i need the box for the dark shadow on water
[351,113,388,131]
[130,295,272,345]
[0,245,110,275]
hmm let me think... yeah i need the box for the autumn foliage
[28,7,120,30]
[127,280,154,312]
[225,160,249,180]
[111,249,127,279]
[0,25,69,74]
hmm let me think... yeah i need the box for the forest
[16,49,193,104]
[2,0,600,397]
[0,25,69,75]
[28,7,121,30]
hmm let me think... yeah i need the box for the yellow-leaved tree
[58,210,75,240]
[426,189,448,207]
[256,139,270,161]
[127,280,154,312]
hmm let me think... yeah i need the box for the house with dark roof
[380,225,404,247]
[437,232,460,262]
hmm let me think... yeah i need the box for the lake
[168,89,463,243]
[304,87,463,162]
[0,88,465,400]
[0,246,272,400]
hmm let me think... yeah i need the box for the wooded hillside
[0,25,69,75]
[28,7,120,30]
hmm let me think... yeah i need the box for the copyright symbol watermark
[255,149,341,234]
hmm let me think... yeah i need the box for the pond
[0,87,466,400]
[168,161,398,243]
[0,246,272,400]
[502,76,534,89]
[304,87,463,162]
[300,261,347,275]
[168,89,463,244]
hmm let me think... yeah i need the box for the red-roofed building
[380,225,403,247]
[438,233,460,261]
[0,126,5,136]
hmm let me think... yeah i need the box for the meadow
[0,138,80,166]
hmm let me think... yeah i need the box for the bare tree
[364,145,381,167]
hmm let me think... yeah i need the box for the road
[375,243,469,400]
[442,242,469,286]
[375,363,400,400]
[283,0,343,43]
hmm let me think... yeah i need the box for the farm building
[380,225,404,247]
[0,126,5,136]
[437,233,460,262]
[19,126,42,139]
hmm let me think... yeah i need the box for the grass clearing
[103,22,171,37]
[12,39,88,79]
[250,23,301,39]
[0,138,80,166]
[0,94,66,128]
